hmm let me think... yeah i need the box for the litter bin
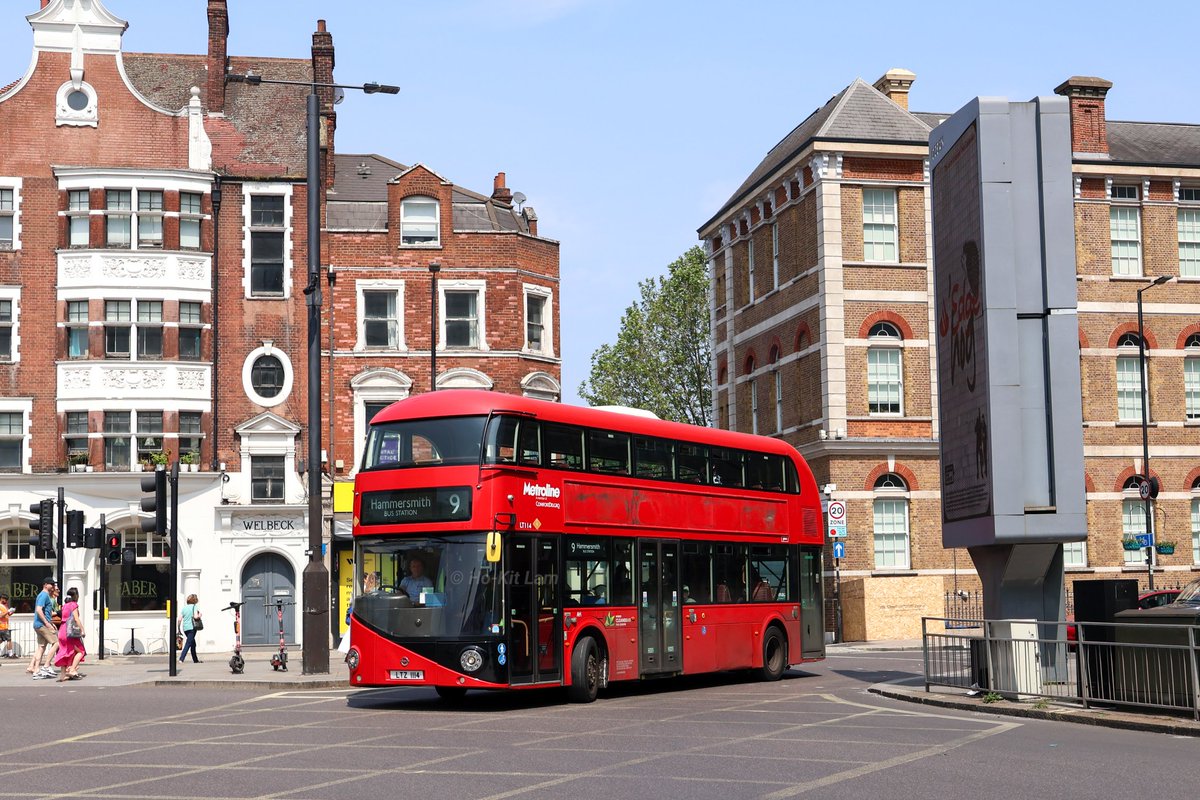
[1073,579,1136,702]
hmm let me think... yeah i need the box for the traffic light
[28,500,54,552]
[122,544,136,566]
[140,468,167,537]
[83,526,102,549]
[105,532,123,565]
[66,510,85,548]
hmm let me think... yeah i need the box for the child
[0,594,12,658]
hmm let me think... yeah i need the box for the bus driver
[400,555,434,597]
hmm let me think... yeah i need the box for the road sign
[827,500,846,522]
[1133,533,1153,548]
[832,541,845,559]
[1138,480,1151,501]
[828,521,847,539]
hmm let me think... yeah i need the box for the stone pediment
[235,411,301,437]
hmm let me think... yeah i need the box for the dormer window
[400,197,439,246]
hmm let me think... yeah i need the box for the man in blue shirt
[27,577,59,679]
[400,556,433,598]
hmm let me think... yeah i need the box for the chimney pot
[318,19,327,32]
[872,68,916,112]
[491,172,513,204]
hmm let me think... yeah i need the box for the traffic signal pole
[98,513,105,662]
[57,486,64,591]
[169,461,179,677]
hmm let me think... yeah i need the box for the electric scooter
[222,601,245,674]
[269,598,289,671]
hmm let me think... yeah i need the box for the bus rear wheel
[568,636,601,703]
[759,627,786,681]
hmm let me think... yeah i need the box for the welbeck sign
[239,517,300,533]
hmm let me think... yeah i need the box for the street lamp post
[429,261,441,391]
[226,71,398,674]
[1137,274,1172,590]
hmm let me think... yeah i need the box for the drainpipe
[209,176,222,470]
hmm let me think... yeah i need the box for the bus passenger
[681,585,695,603]
[401,556,434,597]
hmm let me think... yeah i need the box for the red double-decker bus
[347,390,825,702]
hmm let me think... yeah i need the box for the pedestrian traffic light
[83,526,102,550]
[28,500,54,552]
[66,510,85,548]
[140,468,167,537]
[105,532,123,565]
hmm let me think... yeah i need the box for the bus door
[638,539,681,675]
[505,535,562,685]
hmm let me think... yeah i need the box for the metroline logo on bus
[523,481,562,509]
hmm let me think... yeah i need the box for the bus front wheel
[568,636,601,703]
[759,627,786,681]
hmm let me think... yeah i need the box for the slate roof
[1107,121,1200,166]
[123,53,312,178]
[704,78,932,231]
[329,153,531,233]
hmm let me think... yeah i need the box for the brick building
[698,70,1200,639]
[0,0,559,654]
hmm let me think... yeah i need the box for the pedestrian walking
[27,577,59,679]
[54,587,86,681]
[178,594,202,664]
[0,593,13,660]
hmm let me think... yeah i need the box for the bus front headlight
[459,647,485,673]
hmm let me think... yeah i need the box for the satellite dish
[512,191,526,210]
[333,86,345,105]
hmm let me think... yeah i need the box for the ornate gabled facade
[0,0,560,655]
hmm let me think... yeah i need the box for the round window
[251,355,284,398]
[67,90,90,111]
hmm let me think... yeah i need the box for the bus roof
[371,390,802,459]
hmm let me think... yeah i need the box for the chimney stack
[492,172,513,204]
[206,0,229,113]
[312,19,337,189]
[1054,76,1113,156]
[873,68,916,111]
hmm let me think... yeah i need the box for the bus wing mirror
[486,531,502,563]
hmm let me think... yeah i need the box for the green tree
[579,246,711,425]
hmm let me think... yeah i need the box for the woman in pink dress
[54,586,85,681]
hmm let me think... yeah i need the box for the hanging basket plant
[1122,538,1143,551]
[1155,542,1176,555]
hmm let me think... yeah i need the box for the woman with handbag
[53,587,86,681]
[178,594,202,665]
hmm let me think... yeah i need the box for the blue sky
[2,1,1196,406]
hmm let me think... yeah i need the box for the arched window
[400,196,439,246]
[1115,334,1146,422]
[867,322,902,415]
[1191,476,1200,565]
[872,472,909,569]
[1122,476,1150,566]
[1185,333,1200,421]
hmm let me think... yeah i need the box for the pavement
[4,638,1199,738]
[0,646,350,690]
[828,639,1200,739]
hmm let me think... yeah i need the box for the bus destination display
[360,487,472,525]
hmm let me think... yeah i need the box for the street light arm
[225,72,399,95]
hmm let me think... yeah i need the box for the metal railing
[922,616,1200,720]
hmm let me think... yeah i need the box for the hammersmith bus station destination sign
[930,96,1086,622]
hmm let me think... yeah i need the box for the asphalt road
[3,649,1198,800]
